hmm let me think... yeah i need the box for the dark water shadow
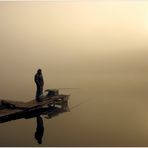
[0,100,69,145]
[35,116,44,144]
[35,101,70,144]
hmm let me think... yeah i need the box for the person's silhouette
[34,69,44,101]
[35,116,44,144]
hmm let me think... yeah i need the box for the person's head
[37,69,42,74]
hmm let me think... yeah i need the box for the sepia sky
[0,1,148,98]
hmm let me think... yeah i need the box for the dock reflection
[0,98,70,145]
[34,100,69,144]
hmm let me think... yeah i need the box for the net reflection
[45,100,69,119]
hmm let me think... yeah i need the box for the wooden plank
[0,95,69,118]
[1,95,69,109]
[0,109,22,117]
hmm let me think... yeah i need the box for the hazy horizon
[0,1,148,146]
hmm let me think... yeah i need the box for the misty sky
[0,1,148,92]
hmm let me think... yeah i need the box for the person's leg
[40,86,43,95]
[36,85,40,101]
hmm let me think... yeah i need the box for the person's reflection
[35,116,44,144]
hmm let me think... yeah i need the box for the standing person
[34,69,44,101]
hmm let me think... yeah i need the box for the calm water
[0,73,148,146]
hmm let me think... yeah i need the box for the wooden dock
[0,93,70,123]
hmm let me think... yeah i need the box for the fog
[0,1,148,146]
